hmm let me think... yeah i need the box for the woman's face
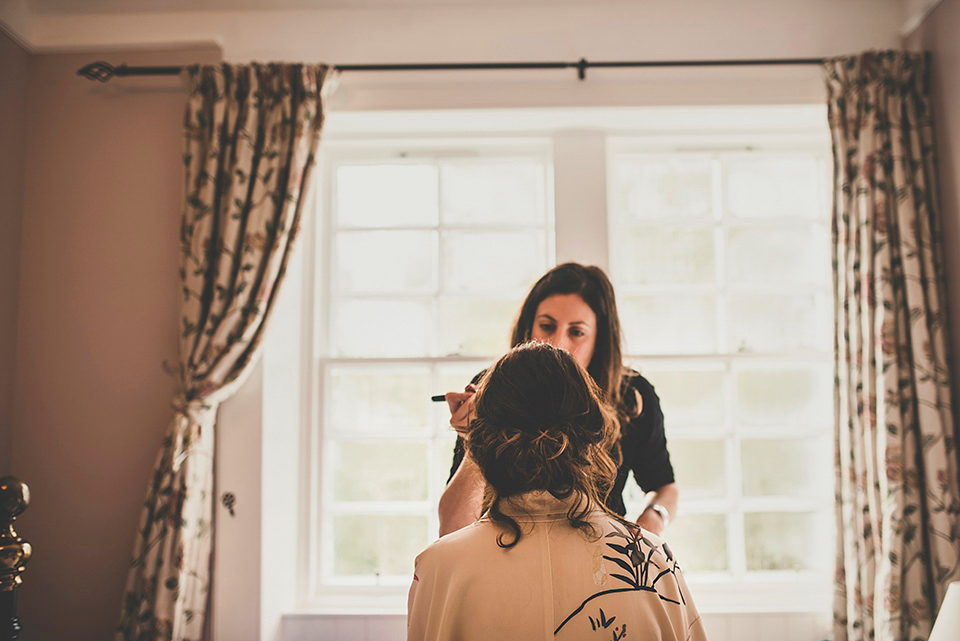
[530,293,597,369]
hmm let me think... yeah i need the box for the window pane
[332,299,432,357]
[440,160,545,225]
[621,295,717,354]
[661,513,728,572]
[736,366,832,427]
[617,228,715,286]
[670,439,726,499]
[741,438,829,497]
[726,226,830,287]
[439,297,516,357]
[613,157,713,222]
[727,294,830,353]
[332,514,428,576]
[638,368,724,427]
[725,157,822,219]
[443,230,546,295]
[332,441,428,501]
[336,164,439,228]
[328,366,430,434]
[744,512,818,571]
[335,231,438,294]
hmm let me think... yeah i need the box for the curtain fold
[117,62,334,641]
[825,50,960,641]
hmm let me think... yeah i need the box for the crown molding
[0,0,34,52]
[901,0,943,36]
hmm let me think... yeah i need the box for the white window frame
[235,105,836,622]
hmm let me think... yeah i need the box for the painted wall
[0,28,29,477]
[13,45,220,641]
[905,0,960,443]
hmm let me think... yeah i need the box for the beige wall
[0,29,30,476]
[906,0,960,437]
[13,45,219,641]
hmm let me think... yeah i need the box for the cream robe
[408,491,707,641]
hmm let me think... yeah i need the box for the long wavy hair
[466,341,624,548]
[509,263,639,420]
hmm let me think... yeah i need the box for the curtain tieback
[169,394,217,471]
[170,394,215,420]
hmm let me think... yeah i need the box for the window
[301,107,833,612]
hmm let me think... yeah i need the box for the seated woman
[407,342,707,641]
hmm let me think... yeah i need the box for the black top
[447,369,675,517]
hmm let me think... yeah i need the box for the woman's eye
[538,324,555,334]
[570,328,584,337]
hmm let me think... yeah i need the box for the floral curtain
[825,50,960,641]
[116,62,334,641]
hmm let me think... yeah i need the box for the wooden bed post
[0,477,31,641]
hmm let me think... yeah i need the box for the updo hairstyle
[466,341,621,548]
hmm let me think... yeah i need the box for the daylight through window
[303,109,834,612]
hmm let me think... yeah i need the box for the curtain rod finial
[77,61,120,82]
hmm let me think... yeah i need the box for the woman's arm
[437,388,485,537]
[635,482,678,535]
[438,451,485,537]
[624,373,678,535]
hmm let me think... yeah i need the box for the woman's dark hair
[466,341,623,548]
[509,263,638,418]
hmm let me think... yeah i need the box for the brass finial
[0,477,31,592]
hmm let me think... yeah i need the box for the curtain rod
[77,57,825,82]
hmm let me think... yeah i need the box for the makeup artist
[438,262,679,537]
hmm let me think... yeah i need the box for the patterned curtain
[825,50,960,641]
[116,63,334,641]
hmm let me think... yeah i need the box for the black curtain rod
[77,57,825,82]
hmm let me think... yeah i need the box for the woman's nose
[548,335,571,353]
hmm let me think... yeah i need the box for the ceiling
[0,0,933,62]
[22,0,650,12]
[16,0,919,14]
